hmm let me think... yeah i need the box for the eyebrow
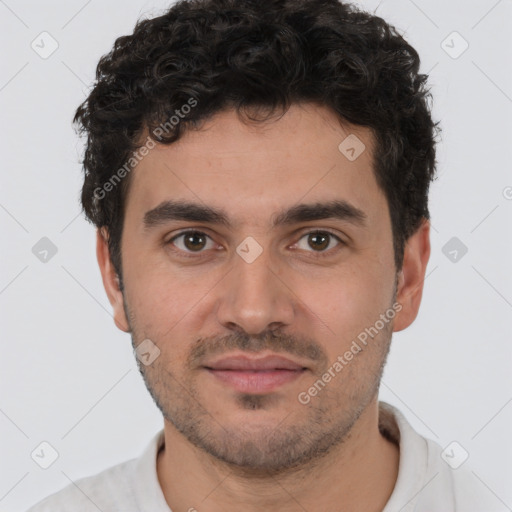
[143,199,368,231]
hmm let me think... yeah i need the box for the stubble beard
[130,332,392,476]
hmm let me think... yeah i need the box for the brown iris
[183,232,207,251]
[307,232,330,251]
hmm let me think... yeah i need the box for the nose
[215,244,296,336]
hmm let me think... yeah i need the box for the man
[27,0,504,510]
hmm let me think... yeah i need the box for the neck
[157,398,399,512]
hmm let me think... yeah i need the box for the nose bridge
[216,239,294,334]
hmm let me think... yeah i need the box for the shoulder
[380,402,508,512]
[26,458,138,512]
[422,437,507,512]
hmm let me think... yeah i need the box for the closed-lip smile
[203,353,308,393]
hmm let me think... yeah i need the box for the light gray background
[1,0,511,510]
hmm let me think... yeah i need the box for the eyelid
[294,227,345,242]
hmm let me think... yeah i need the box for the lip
[203,354,307,394]
[205,354,306,371]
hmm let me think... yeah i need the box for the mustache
[187,329,329,370]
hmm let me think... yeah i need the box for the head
[77,0,438,473]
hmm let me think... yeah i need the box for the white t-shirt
[26,401,506,511]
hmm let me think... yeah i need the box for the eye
[167,231,216,255]
[293,230,343,255]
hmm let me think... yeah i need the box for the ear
[393,218,431,332]
[96,227,130,333]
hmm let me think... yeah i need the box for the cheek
[128,274,191,327]
[303,264,393,343]
[122,253,220,338]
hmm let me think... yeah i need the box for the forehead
[125,103,386,229]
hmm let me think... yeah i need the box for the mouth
[203,354,308,394]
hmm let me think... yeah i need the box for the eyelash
[165,229,345,259]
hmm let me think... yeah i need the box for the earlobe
[96,228,131,333]
[393,218,431,333]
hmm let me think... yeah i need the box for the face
[98,102,428,473]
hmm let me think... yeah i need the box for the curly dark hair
[74,0,440,285]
